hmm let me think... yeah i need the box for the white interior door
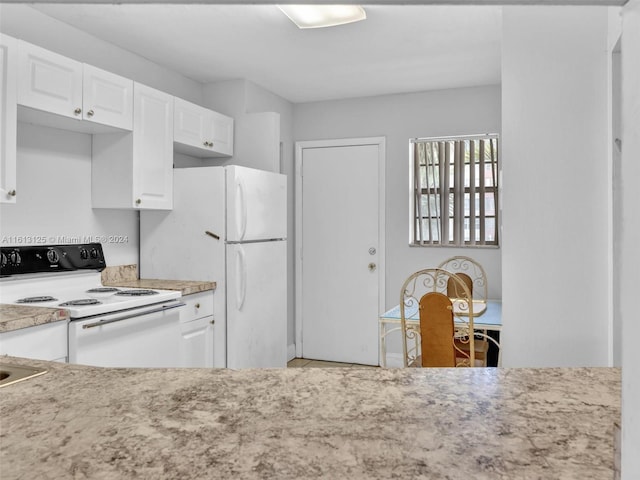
[297,138,385,365]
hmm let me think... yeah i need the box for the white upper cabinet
[82,64,133,130]
[17,40,133,132]
[174,97,233,157]
[92,82,173,210]
[133,83,174,209]
[17,40,83,120]
[0,34,18,204]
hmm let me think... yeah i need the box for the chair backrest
[437,256,488,302]
[447,272,473,299]
[399,268,476,367]
[419,292,456,367]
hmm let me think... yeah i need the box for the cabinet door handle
[135,198,142,205]
[87,109,94,117]
[210,319,215,325]
[195,303,200,309]
[74,108,82,116]
[205,231,220,240]
[7,190,16,197]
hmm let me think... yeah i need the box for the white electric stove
[0,270,180,318]
[0,244,184,367]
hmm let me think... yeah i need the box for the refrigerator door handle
[235,178,248,241]
[235,246,247,311]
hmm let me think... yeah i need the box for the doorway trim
[294,136,386,359]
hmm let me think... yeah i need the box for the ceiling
[32,4,502,103]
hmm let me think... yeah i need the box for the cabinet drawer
[181,291,214,322]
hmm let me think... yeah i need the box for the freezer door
[226,165,287,242]
[226,241,287,368]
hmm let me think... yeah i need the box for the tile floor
[287,358,379,368]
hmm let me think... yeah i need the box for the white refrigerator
[140,166,287,368]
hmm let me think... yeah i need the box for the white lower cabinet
[0,321,68,363]
[179,291,214,367]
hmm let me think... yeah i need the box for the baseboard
[287,343,296,362]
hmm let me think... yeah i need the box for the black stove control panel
[0,243,106,276]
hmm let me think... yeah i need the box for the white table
[379,299,502,367]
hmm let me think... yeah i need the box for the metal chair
[400,268,482,368]
[437,256,488,303]
[437,256,491,365]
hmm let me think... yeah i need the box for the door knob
[368,263,377,272]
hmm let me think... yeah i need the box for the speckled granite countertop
[0,305,68,333]
[101,264,215,296]
[103,278,216,296]
[0,358,620,479]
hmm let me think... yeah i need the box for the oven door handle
[81,302,186,329]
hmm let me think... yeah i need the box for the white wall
[621,1,640,477]
[501,6,610,367]
[0,5,203,103]
[609,8,623,369]
[0,124,138,265]
[293,86,503,310]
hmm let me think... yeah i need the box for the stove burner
[60,299,102,306]
[115,289,159,297]
[16,296,58,303]
[86,287,120,293]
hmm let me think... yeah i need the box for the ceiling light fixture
[278,5,366,29]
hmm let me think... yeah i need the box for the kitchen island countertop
[0,357,620,479]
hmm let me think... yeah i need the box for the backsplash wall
[0,123,139,266]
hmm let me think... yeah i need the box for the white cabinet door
[180,316,214,368]
[93,82,174,210]
[174,97,208,149]
[82,64,133,130]
[0,34,17,204]
[173,97,233,158]
[133,83,174,209]
[17,40,83,120]
[179,291,215,367]
[0,321,68,362]
[209,110,234,157]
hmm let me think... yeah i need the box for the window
[410,134,499,247]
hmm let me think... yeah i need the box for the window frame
[409,133,500,248]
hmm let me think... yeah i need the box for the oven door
[68,301,185,368]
